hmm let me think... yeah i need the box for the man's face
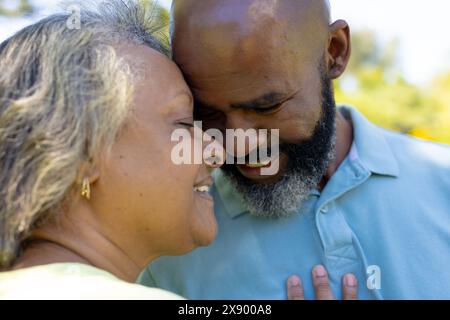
[172,0,337,217]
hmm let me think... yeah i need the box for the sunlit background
[1,0,449,143]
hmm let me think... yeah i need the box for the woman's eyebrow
[162,90,194,117]
[165,90,194,109]
[173,90,194,105]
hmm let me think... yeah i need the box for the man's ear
[327,20,351,79]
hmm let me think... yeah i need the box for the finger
[342,273,358,300]
[287,275,305,300]
[312,265,334,300]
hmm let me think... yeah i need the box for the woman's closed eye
[176,117,195,128]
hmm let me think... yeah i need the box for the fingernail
[344,274,357,287]
[289,276,301,287]
[314,265,327,278]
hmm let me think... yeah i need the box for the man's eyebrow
[230,92,289,110]
[195,99,217,110]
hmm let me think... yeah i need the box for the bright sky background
[1,0,449,85]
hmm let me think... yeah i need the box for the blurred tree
[335,29,450,144]
[427,72,450,143]
[143,0,169,26]
[347,30,399,74]
[139,0,170,46]
[0,0,33,17]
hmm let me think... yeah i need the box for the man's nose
[226,112,267,159]
[226,111,253,132]
[202,130,224,169]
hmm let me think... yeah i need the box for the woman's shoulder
[0,263,184,300]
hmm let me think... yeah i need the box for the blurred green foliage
[0,0,33,17]
[141,0,170,31]
[138,0,170,49]
[335,30,450,144]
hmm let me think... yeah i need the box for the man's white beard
[224,133,336,219]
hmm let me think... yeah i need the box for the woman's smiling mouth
[193,176,214,201]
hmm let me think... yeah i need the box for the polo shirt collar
[340,105,399,178]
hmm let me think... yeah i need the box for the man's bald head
[171,0,331,33]
[171,0,332,71]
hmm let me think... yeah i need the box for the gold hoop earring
[81,177,91,200]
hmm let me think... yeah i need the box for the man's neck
[319,110,354,188]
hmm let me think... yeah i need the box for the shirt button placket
[320,205,329,214]
[316,202,361,279]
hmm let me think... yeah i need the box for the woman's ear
[78,161,101,185]
[87,167,100,185]
[327,19,351,79]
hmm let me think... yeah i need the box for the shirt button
[321,205,329,213]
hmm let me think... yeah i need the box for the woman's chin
[194,217,218,247]
[191,199,218,247]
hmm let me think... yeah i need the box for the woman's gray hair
[0,0,170,269]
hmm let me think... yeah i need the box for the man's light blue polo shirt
[139,106,450,300]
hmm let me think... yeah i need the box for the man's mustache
[227,145,283,164]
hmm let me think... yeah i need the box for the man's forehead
[248,0,279,21]
[172,0,330,29]
[171,0,330,64]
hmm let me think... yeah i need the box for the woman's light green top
[0,263,184,300]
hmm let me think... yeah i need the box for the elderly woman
[0,0,220,299]
[0,0,356,300]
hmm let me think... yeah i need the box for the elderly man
[139,0,450,299]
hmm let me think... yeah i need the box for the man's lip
[242,161,272,169]
[236,164,272,180]
[236,153,279,169]
[235,153,285,181]
[237,164,266,172]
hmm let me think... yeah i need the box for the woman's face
[91,44,217,264]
